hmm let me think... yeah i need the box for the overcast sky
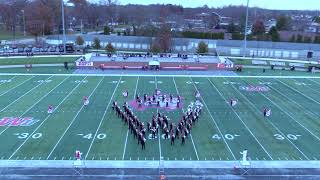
[91,0,320,10]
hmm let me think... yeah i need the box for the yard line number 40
[77,133,107,140]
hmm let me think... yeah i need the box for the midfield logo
[0,117,39,127]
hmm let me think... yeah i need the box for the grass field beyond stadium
[0,74,319,161]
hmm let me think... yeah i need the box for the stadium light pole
[243,0,250,57]
[61,0,66,54]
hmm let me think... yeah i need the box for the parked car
[41,47,48,52]
[18,47,25,53]
[49,46,57,52]
[25,47,32,53]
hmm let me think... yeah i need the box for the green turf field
[0,57,78,66]
[0,74,319,161]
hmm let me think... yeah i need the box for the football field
[0,74,319,162]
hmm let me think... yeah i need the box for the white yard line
[265,83,320,142]
[122,76,139,160]
[8,76,87,159]
[172,77,199,161]
[189,77,236,160]
[85,76,122,160]
[46,77,104,159]
[207,78,273,160]
[1,73,320,79]
[228,78,309,160]
[0,76,34,97]
[277,79,320,105]
[155,76,162,160]
[258,86,320,143]
[0,76,53,114]
[0,76,70,136]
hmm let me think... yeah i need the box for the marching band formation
[46,88,272,153]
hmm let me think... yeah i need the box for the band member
[181,132,186,145]
[151,126,156,139]
[75,150,82,160]
[144,94,147,102]
[112,101,117,110]
[122,90,128,97]
[170,131,175,145]
[175,126,180,139]
[263,108,271,117]
[156,89,161,96]
[141,136,146,150]
[230,98,238,107]
[195,91,201,99]
[48,105,53,114]
[164,127,169,139]
[83,96,89,106]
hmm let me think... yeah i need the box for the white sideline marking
[0,76,34,97]
[0,76,70,137]
[266,81,320,142]
[85,76,122,160]
[155,76,162,160]
[0,76,52,114]
[1,72,320,79]
[46,76,103,159]
[207,78,273,160]
[122,76,139,160]
[8,76,87,159]
[189,77,236,160]
[173,77,199,161]
[228,78,310,160]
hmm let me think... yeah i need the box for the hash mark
[219,157,221,160]
[62,157,64,160]
[285,157,289,160]
[100,157,102,160]
[278,157,281,160]
[54,157,56,160]
[92,157,94,160]
[24,157,26,160]
[39,157,41,160]
[263,157,266,160]
[130,157,131,160]
[31,157,34,160]
[69,157,72,160]
[227,157,229,160]
[299,157,303,160]
[107,157,109,160]
[16,156,19,160]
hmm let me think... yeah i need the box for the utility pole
[22,10,26,36]
[61,0,66,53]
[81,19,83,34]
[243,0,250,57]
